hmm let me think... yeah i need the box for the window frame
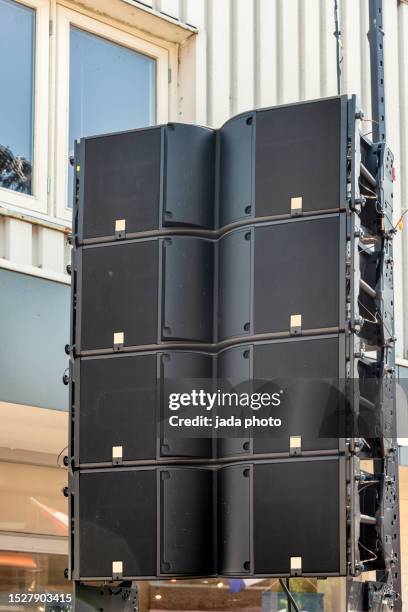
[0,0,49,214]
[54,5,172,220]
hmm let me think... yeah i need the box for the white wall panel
[256,0,278,107]
[399,5,408,353]
[232,0,255,114]
[383,0,403,353]
[206,0,232,126]
[153,0,180,19]
[180,0,208,124]
[319,0,338,97]
[299,0,321,100]
[340,0,362,99]
[276,0,300,104]
[4,219,32,266]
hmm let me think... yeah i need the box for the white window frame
[0,0,49,214]
[54,5,173,221]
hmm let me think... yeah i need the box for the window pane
[0,462,67,537]
[0,0,35,195]
[68,27,156,207]
[0,552,71,610]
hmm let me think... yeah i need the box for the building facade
[0,0,408,608]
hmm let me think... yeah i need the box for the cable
[358,299,378,324]
[57,445,68,468]
[361,118,380,125]
[393,208,408,232]
[279,579,300,612]
[333,0,342,95]
[359,541,378,564]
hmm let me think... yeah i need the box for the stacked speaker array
[66,96,400,600]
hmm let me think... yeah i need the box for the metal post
[367,0,386,142]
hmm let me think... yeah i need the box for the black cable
[57,445,68,468]
[279,579,300,612]
[334,0,342,95]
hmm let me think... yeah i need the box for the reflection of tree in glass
[0,145,31,194]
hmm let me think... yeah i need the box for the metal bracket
[367,0,386,142]
[74,581,138,612]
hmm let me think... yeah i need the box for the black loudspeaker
[73,236,214,352]
[73,466,214,579]
[218,215,346,341]
[219,97,347,226]
[217,334,346,458]
[72,351,213,466]
[69,96,400,592]
[74,124,215,242]
[218,457,346,576]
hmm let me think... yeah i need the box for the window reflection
[68,27,156,208]
[0,0,35,195]
[136,577,347,611]
[0,462,67,537]
[0,552,71,611]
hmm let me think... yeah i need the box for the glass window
[68,27,156,207]
[0,462,67,537]
[0,552,71,610]
[0,0,35,195]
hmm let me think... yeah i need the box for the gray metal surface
[0,269,69,410]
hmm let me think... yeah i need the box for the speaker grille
[254,217,341,334]
[82,128,161,240]
[255,98,343,217]
[79,240,159,351]
[253,458,341,574]
[78,354,157,464]
[78,470,157,578]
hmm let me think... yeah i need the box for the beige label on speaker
[113,331,124,345]
[290,556,302,572]
[290,436,302,449]
[115,219,126,232]
[290,314,302,328]
[291,196,302,211]
[112,561,123,574]
[112,446,123,459]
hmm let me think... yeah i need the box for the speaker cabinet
[219,96,347,226]
[75,124,215,242]
[74,236,214,352]
[72,351,214,466]
[216,335,346,458]
[73,466,215,580]
[218,215,346,341]
[218,457,346,576]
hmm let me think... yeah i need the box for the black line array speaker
[67,95,400,594]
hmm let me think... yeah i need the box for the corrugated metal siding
[0,0,407,355]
